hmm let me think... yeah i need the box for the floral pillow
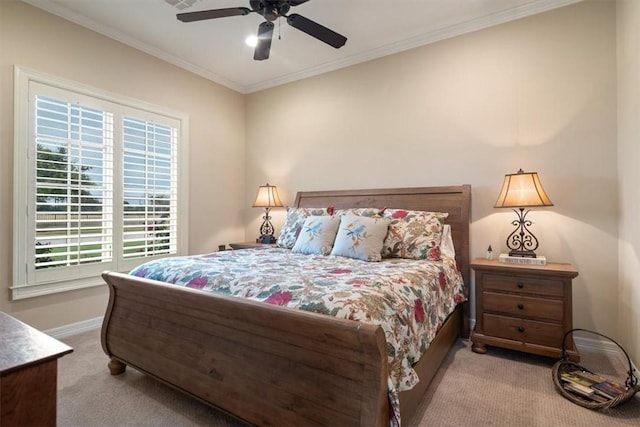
[381,209,449,260]
[335,207,385,218]
[440,224,456,259]
[276,207,328,249]
[291,215,341,255]
[330,215,390,262]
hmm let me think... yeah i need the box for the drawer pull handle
[517,282,524,289]
[517,303,524,310]
[517,326,525,333]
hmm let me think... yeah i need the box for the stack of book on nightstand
[559,368,627,403]
[498,253,547,265]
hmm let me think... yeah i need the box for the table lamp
[494,169,553,258]
[253,183,283,244]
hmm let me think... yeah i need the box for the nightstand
[229,242,275,250]
[470,258,579,361]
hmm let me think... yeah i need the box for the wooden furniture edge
[470,258,578,278]
[1,312,73,427]
[101,271,389,426]
[1,312,73,373]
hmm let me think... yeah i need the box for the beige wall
[0,0,629,357]
[0,2,246,329]
[617,0,640,364]
[246,1,620,337]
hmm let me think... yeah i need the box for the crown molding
[243,0,582,93]
[21,0,245,93]
[22,0,582,95]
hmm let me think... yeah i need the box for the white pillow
[330,215,389,262]
[291,215,340,255]
[440,224,456,259]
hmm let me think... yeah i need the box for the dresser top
[0,311,73,374]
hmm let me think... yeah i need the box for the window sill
[11,275,107,300]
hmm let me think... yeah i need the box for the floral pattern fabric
[382,209,448,260]
[130,248,465,422]
[276,207,328,249]
[291,215,341,255]
[330,215,390,261]
[335,207,385,217]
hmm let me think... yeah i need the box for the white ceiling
[24,0,580,94]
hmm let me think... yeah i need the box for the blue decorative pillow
[276,207,328,249]
[291,215,341,255]
[330,215,389,262]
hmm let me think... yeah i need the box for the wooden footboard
[100,271,389,427]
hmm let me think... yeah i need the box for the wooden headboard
[294,185,472,298]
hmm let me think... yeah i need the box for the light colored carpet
[58,330,640,426]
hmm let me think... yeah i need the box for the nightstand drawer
[483,292,564,322]
[483,273,563,297]
[483,313,564,348]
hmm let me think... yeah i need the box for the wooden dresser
[470,258,579,360]
[0,312,73,427]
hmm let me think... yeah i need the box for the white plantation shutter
[122,118,178,258]
[34,96,114,269]
[13,67,188,299]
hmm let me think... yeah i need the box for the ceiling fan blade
[286,14,347,49]
[288,0,311,5]
[177,7,252,23]
[254,21,274,61]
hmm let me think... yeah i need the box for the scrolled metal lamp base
[506,208,539,258]
[258,207,276,244]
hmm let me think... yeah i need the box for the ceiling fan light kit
[177,0,347,60]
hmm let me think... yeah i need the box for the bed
[100,185,471,426]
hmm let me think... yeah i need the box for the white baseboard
[574,334,617,354]
[574,334,639,374]
[44,316,103,339]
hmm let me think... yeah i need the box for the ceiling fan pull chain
[278,17,281,40]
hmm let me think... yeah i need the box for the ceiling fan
[177,0,347,60]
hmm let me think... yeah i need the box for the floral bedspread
[130,247,465,422]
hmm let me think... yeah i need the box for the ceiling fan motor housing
[250,0,291,21]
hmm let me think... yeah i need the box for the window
[13,67,188,299]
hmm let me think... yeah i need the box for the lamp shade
[494,169,553,208]
[253,183,283,208]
